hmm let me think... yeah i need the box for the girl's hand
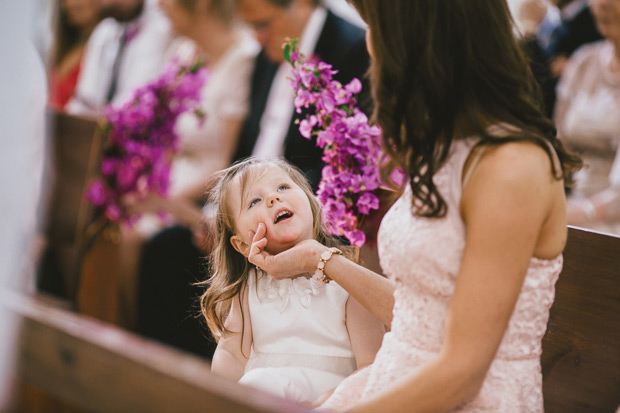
[247,222,325,280]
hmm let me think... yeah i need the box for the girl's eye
[249,198,260,208]
[278,184,289,192]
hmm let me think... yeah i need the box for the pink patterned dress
[320,138,563,412]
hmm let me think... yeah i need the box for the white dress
[239,268,357,403]
[135,31,259,235]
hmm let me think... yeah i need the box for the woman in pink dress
[247,0,582,411]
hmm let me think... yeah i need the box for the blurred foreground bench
[6,292,311,412]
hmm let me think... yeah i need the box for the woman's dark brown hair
[349,0,581,217]
[50,0,101,67]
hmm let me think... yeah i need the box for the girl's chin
[264,235,309,255]
[265,242,294,256]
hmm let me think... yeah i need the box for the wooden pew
[5,292,311,413]
[9,226,619,412]
[542,226,620,413]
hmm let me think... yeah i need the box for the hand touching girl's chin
[262,228,311,255]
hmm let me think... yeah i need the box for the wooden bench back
[37,111,101,302]
[542,227,620,413]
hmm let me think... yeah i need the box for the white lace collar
[254,268,325,313]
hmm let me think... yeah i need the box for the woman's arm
[348,142,567,412]
[248,227,396,328]
[346,296,385,369]
[210,285,253,381]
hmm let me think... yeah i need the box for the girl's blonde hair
[199,157,346,341]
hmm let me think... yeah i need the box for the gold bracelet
[314,247,342,284]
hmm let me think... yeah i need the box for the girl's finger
[249,238,268,261]
[253,222,266,241]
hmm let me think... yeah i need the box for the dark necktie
[106,27,129,104]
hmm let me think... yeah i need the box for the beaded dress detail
[320,138,563,412]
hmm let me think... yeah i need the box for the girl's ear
[230,235,250,257]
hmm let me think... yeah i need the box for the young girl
[200,157,384,404]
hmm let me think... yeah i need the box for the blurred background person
[141,0,259,227]
[48,0,103,111]
[514,0,557,117]
[539,0,602,74]
[66,0,173,116]
[558,0,620,234]
[132,0,259,358]
[233,0,369,189]
[66,0,172,331]
[536,0,603,114]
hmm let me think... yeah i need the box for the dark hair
[199,157,347,342]
[350,0,581,217]
[50,0,101,67]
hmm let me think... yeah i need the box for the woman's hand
[247,222,325,280]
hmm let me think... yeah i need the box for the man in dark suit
[234,0,369,188]
[134,0,369,359]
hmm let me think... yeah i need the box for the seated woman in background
[567,145,620,234]
[134,0,260,234]
[89,0,259,354]
[48,0,102,110]
[555,0,620,235]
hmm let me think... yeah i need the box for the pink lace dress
[320,138,563,412]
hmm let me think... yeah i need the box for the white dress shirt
[66,0,173,116]
[251,7,327,159]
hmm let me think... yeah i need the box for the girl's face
[590,0,620,42]
[228,165,315,256]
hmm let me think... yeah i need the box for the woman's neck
[190,19,236,66]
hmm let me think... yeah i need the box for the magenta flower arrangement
[85,59,209,225]
[284,39,384,247]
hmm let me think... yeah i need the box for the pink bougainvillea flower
[284,40,385,247]
[85,59,209,225]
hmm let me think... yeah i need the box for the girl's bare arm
[210,285,252,381]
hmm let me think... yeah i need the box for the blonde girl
[200,157,384,404]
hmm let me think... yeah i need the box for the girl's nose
[267,193,281,207]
